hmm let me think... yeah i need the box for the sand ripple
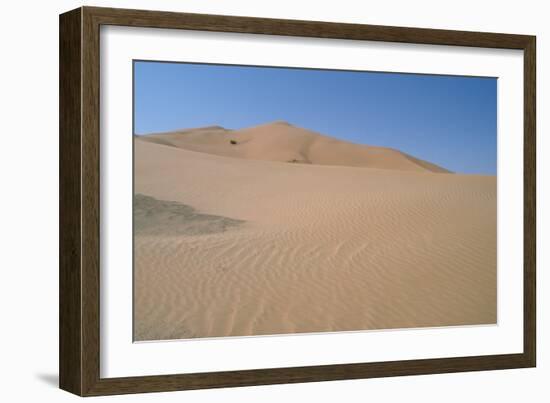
[134,139,496,341]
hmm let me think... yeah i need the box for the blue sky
[134,61,497,175]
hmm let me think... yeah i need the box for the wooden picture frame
[59,6,536,396]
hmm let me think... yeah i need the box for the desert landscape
[133,121,496,341]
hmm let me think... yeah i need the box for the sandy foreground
[134,123,496,341]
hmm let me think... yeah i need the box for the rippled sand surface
[133,126,496,341]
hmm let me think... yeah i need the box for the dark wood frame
[60,6,536,396]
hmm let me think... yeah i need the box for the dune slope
[133,138,496,341]
[138,121,451,173]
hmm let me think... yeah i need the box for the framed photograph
[59,6,536,396]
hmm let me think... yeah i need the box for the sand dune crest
[138,121,451,173]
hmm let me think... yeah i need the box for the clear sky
[134,61,497,175]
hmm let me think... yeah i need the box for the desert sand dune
[139,121,451,173]
[133,130,495,341]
